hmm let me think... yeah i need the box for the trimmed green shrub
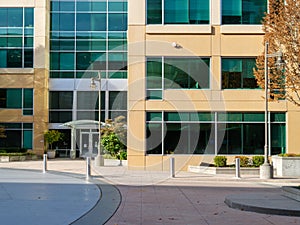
[252,156,264,167]
[214,156,227,167]
[279,153,300,157]
[235,156,249,167]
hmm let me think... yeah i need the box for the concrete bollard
[235,158,241,178]
[170,157,175,178]
[43,154,47,173]
[86,157,91,180]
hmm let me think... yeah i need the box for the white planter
[272,155,300,177]
[47,151,56,159]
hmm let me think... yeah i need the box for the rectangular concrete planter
[0,155,38,162]
[188,165,259,175]
[272,155,300,177]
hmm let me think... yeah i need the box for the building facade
[126,0,298,171]
[0,0,128,157]
[0,0,299,171]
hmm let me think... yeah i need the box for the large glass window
[222,58,258,89]
[49,91,73,123]
[146,57,210,99]
[50,0,127,79]
[0,123,33,149]
[0,8,34,68]
[147,0,210,24]
[222,0,267,24]
[146,112,286,155]
[0,88,33,115]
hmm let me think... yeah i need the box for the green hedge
[214,156,227,167]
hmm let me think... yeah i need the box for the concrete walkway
[1,159,300,225]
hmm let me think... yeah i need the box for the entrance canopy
[61,120,109,129]
[60,120,110,159]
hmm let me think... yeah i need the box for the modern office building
[0,0,128,157]
[127,0,292,171]
[0,0,298,171]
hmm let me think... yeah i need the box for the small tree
[101,116,127,160]
[101,132,125,158]
[254,0,300,105]
[44,130,64,151]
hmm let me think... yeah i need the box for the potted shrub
[44,130,64,159]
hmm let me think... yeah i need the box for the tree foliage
[44,130,64,151]
[0,126,6,139]
[101,116,127,158]
[254,0,300,105]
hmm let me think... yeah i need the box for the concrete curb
[71,181,121,225]
[225,193,300,217]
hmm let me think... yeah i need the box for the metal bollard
[43,154,47,173]
[170,157,175,178]
[235,158,241,178]
[86,157,91,180]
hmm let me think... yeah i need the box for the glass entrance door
[80,131,99,157]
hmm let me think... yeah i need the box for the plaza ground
[0,159,300,225]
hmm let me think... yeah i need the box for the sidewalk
[0,159,300,225]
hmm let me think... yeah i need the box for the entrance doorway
[80,131,99,157]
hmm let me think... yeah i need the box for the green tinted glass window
[222,0,267,24]
[92,2,107,11]
[108,13,127,31]
[108,40,127,50]
[7,37,22,47]
[59,13,75,31]
[146,123,163,154]
[50,91,73,109]
[24,49,33,68]
[0,38,7,47]
[108,71,127,79]
[0,8,34,68]
[271,113,286,122]
[147,58,162,88]
[0,50,7,67]
[24,37,33,47]
[243,113,264,122]
[222,58,257,89]
[23,123,33,129]
[7,89,22,108]
[8,8,23,27]
[165,112,189,121]
[0,9,8,27]
[109,91,127,110]
[147,0,209,24]
[108,2,127,11]
[23,89,33,108]
[271,124,286,155]
[147,90,162,100]
[147,112,162,121]
[77,2,91,11]
[60,2,75,11]
[24,8,34,27]
[218,112,243,121]
[23,130,33,149]
[190,112,213,121]
[60,53,74,70]
[164,58,210,89]
[7,49,22,68]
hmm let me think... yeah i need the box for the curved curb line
[70,179,121,225]
[225,195,300,217]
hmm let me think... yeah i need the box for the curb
[225,194,300,217]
